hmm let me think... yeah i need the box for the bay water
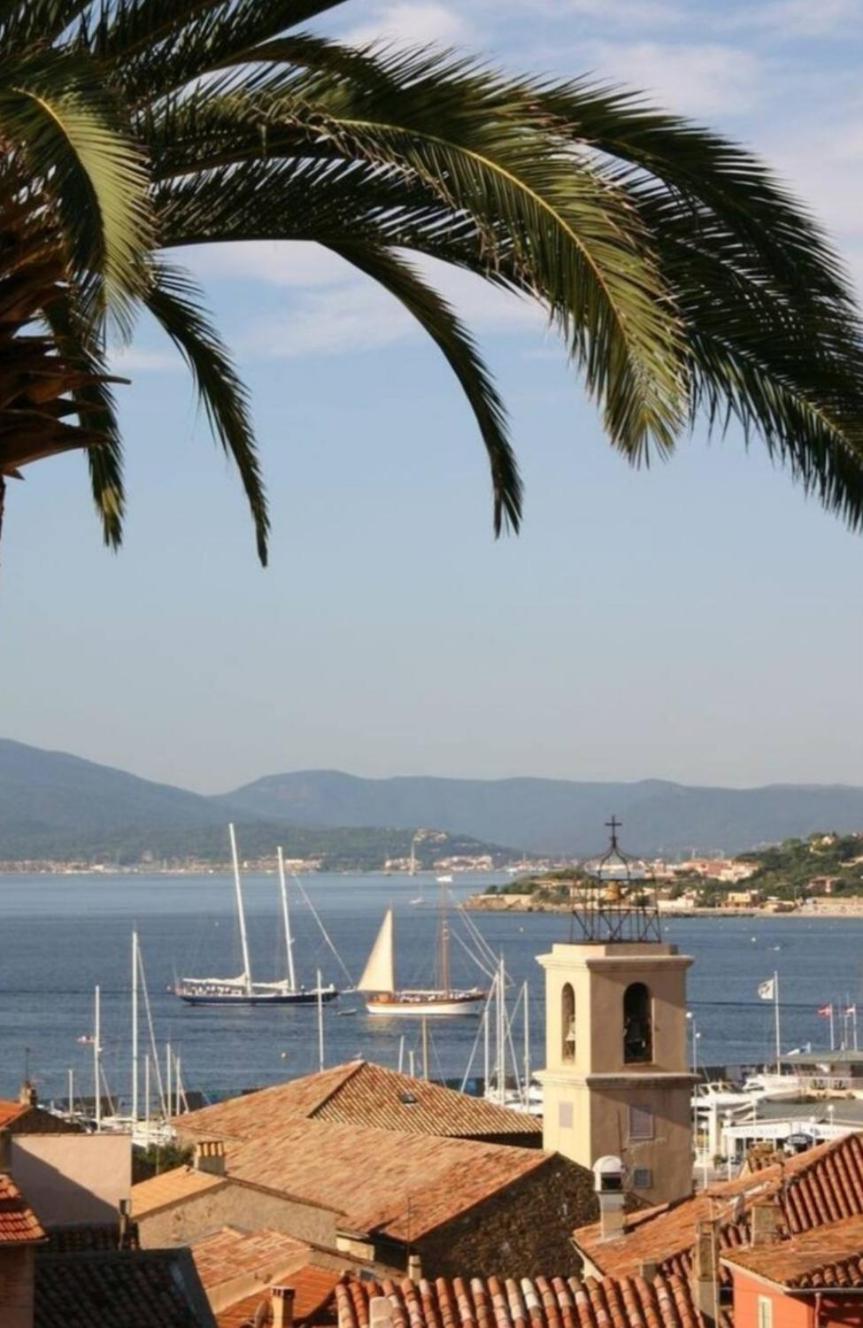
[0,871,859,1108]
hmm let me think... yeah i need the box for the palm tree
[3,0,863,564]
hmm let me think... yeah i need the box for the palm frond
[0,50,153,325]
[328,242,520,534]
[145,261,269,564]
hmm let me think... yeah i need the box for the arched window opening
[623,982,652,1064]
[562,983,576,1062]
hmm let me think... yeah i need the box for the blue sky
[4,0,863,795]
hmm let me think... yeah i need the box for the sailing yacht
[174,828,339,1007]
[358,897,485,1017]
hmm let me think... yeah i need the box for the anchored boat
[174,828,339,1007]
[358,892,485,1018]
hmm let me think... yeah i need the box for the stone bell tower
[536,818,694,1206]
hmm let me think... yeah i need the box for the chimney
[0,1128,10,1173]
[750,1199,781,1247]
[692,1218,720,1328]
[194,1139,226,1176]
[271,1286,295,1328]
[369,1297,394,1328]
[407,1252,422,1283]
[19,1080,37,1108]
[592,1155,626,1241]
[118,1197,132,1249]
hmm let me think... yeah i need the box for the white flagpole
[774,971,781,1072]
[830,1005,835,1052]
[854,1006,859,1053]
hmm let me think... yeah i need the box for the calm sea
[0,871,860,1108]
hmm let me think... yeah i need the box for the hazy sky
[4,0,863,795]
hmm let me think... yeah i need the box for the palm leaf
[145,261,270,564]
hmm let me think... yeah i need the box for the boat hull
[366,990,485,1017]
[176,987,339,1007]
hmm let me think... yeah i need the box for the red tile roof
[34,1248,216,1328]
[0,1171,45,1245]
[225,1117,550,1241]
[131,1164,228,1219]
[576,1132,863,1282]
[723,1212,863,1289]
[328,1272,704,1328]
[177,1062,540,1143]
[0,1100,27,1128]
[215,1266,342,1328]
[192,1226,311,1291]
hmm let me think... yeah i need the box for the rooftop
[0,1171,46,1245]
[215,1266,343,1328]
[722,1212,863,1289]
[575,1130,863,1281]
[191,1226,312,1291]
[329,1271,703,1328]
[34,1248,216,1328]
[130,1164,227,1220]
[224,1116,551,1242]
[177,1061,541,1143]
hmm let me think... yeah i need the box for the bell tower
[536,818,694,1206]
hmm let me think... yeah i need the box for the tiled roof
[0,1099,28,1127]
[131,1165,227,1219]
[43,1222,140,1252]
[192,1226,311,1290]
[177,1061,541,1143]
[575,1131,863,1281]
[329,1272,704,1328]
[217,1267,343,1328]
[722,1212,863,1289]
[0,1171,46,1244]
[225,1116,550,1241]
[34,1248,216,1328]
[0,1100,81,1133]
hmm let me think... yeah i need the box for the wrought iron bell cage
[569,816,662,943]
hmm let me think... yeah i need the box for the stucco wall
[138,1180,338,1250]
[731,1272,811,1328]
[11,1134,130,1225]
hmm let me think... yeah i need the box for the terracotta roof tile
[576,1131,863,1282]
[131,1165,227,1219]
[178,1062,540,1144]
[722,1212,863,1289]
[192,1226,311,1290]
[215,1266,342,1328]
[224,1117,550,1241]
[326,1273,704,1328]
[0,1171,46,1244]
[0,1099,27,1128]
[34,1248,216,1328]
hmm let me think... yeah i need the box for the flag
[758,979,775,1000]
[846,1005,857,1017]
[818,1004,833,1017]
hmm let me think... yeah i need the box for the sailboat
[174,828,339,1007]
[358,895,485,1017]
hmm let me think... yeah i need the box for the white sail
[357,909,396,992]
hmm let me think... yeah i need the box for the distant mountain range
[3,738,863,862]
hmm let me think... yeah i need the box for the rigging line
[455,904,500,972]
[503,988,524,1101]
[460,980,496,1094]
[450,927,496,983]
[291,875,355,988]
[137,940,167,1118]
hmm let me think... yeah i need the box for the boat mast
[277,847,297,992]
[523,980,530,1108]
[229,823,253,996]
[317,969,325,1072]
[93,985,101,1132]
[131,931,139,1125]
[437,882,451,995]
